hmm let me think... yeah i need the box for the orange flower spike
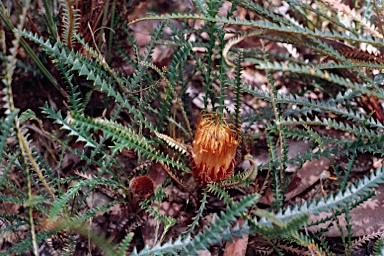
[191,113,240,183]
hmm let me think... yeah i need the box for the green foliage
[0,110,18,161]
[49,178,122,219]
[131,193,258,256]
[233,50,244,132]
[2,0,384,254]
[374,239,384,256]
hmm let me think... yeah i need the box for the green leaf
[19,109,36,123]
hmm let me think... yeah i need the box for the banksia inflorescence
[191,113,240,183]
[130,175,155,202]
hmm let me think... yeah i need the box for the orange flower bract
[191,113,240,182]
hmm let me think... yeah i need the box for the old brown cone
[191,113,240,182]
[130,175,155,201]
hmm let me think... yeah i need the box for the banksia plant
[191,113,240,183]
[6,0,384,254]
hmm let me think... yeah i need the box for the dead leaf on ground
[308,183,384,237]
[151,45,174,66]
[224,218,249,256]
[285,156,331,199]
[244,140,328,205]
[148,162,167,189]
[259,156,331,205]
